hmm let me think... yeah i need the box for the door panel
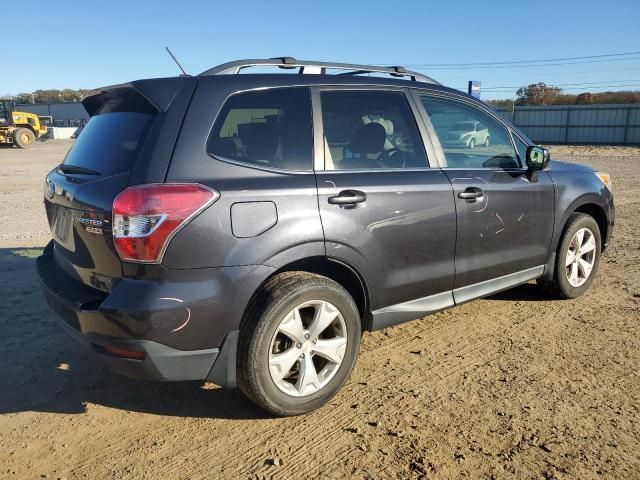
[317,170,456,310]
[445,169,555,288]
[315,88,457,312]
[416,92,555,290]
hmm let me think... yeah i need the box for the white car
[445,120,490,149]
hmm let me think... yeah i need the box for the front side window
[320,90,428,170]
[207,88,313,171]
[513,133,530,166]
[420,95,521,169]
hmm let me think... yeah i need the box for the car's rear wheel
[484,137,490,147]
[237,272,361,416]
[538,213,601,299]
[13,128,35,148]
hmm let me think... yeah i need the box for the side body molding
[371,265,545,330]
[371,291,454,331]
[453,265,544,304]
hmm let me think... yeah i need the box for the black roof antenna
[165,47,189,76]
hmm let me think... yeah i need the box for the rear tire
[14,128,35,148]
[538,213,601,299]
[237,272,361,416]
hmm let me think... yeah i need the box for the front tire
[237,272,361,416]
[14,128,35,148]
[538,213,601,299]
[468,138,476,149]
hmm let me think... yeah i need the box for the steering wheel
[379,148,406,168]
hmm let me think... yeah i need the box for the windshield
[63,112,154,176]
[450,122,475,132]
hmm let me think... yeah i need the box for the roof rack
[199,57,439,84]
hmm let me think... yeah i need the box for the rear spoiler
[82,77,188,116]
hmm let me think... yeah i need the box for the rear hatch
[43,77,196,292]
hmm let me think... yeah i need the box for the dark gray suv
[38,57,614,416]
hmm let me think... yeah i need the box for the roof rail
[199,57,439,84]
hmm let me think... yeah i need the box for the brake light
[112,184,218,263]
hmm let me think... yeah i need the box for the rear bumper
[52,308,220,382]
[37,241,266,385]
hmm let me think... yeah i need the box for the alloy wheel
[565,227,596,287]
[268,300,347,397]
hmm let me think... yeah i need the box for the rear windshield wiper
[57,164,101,176]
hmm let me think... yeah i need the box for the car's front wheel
[538,213,601,299]
[237,272,361,416]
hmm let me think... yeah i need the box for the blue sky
[3,0,639,99]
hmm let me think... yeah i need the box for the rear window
[63,112,154,176]
[207,88,313,171]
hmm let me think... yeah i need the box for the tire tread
[537,213,601,299]
[237,271,359,416]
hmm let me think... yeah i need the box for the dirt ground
[0,140,639,480]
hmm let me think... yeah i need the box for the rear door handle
[457,187,484,201]
[328,190,367,207]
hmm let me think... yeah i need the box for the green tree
[489,90,640,107]
[9,89,90,104]
[516,83,563,105]
[575,92,595,105]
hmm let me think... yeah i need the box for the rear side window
[320,90,428,170]
[63,112,154,176]
[207,88,313,171]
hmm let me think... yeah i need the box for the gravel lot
[0,140,639,479]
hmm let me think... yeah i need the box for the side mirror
[526,146,550,170]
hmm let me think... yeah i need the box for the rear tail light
[112,184,218,263]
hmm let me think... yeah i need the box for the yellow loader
[0,99,48,148]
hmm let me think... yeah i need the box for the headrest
[350,122,386,154]
[214,137,237,158]
[362,115,394,136]
[245,123,279,161]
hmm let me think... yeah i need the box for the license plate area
[52,206,74,250]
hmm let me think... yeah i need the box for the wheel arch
[544,198,609,281]
[556,200,608,252]
[247,256,371,331]
[573,203,608,247]
[544,194,609,280]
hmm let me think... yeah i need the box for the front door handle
[457,187,484,201]
[328,190,367,207]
